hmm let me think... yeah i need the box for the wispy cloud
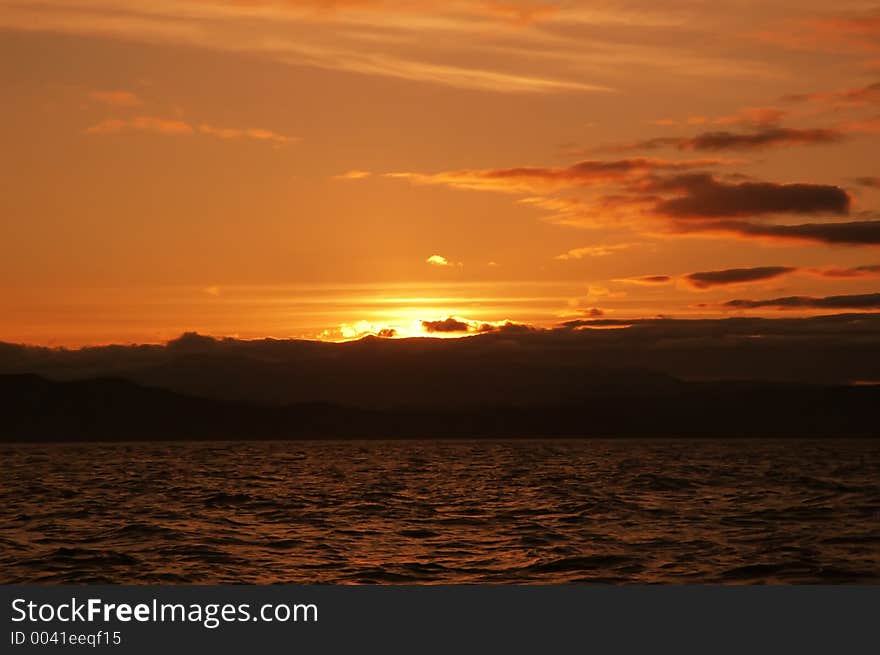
[651,106,789,128]
[809,264,880,278]
[623,263,880,290]
[198,123,299,145]
[388,158,729,194]
[684,266,797,289]
[686,220,880,246]
[0,0,785,94]
[555,242,644,260]
[617,275,673,286]
[756,10,880,58]
[86,115,194,135]
[601,127,845,153]
[855,176,880,189]
[783,80,880,107]
[387,153,870,247]
[85,116,297,145]
[334,170,372,180]
[723,292,880,311]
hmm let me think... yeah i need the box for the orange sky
[1,0,879,345]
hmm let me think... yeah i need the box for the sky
[1,0,879,346]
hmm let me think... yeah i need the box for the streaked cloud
[198,123,299,145]
[554,242,643,260]
[688,220,880,246]
[0,0,616,94]
[756,10,880,58]
[623,264,880,290]
[618,275,673,286]
[783,80,880,107]
[855,176,880,188]
[85,116,297,144]
[390,156,863,248]
[724,292,880,311]
[810,264,880,278]
[604,127,845,153]
[684,266,797,289]
[389,158,730,194]
[334,170,372,180]
[86,115,194,135]
[0,0,788,94]
[650,106,789,128]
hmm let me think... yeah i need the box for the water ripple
[0,439,878,584]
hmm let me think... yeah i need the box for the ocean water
[1,439,878,584]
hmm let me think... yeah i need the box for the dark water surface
[1,439,878,584]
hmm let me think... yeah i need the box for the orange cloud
[391,155,867,247]
[198,123,298,145]
[85,116,297,144]
[388,158,730,194]
[554,243,643,260]
[839,115,880,134]
[334,170,371,180]
[602,127,844,153]
[756,11,880,57]
[617,275,672,286]
[809,264,880,279]
[783,81,880,107]
[651,106,788,128]
[86,116,194,135]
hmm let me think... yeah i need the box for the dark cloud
[419,318,536,334]
[783,81,880,105]
[685,266,797,289]
[623,127,843,152]
[421,317,471,333]
[167,331,220,353]
[476,321,536,334]
[723,292,880,310]
[393,157,733,194]
[815,264,880,278]
[854,176,880,188]
[649,174,850,219]
[376,328,398,338]
[683,128,843,150]
[478,157,727,185]
[705,220,880,245]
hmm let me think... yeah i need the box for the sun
[327,308,522,341]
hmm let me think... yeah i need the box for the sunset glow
[1,1,879,346]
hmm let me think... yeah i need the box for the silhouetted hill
[2,314,880,409]
[1,373,877,442]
